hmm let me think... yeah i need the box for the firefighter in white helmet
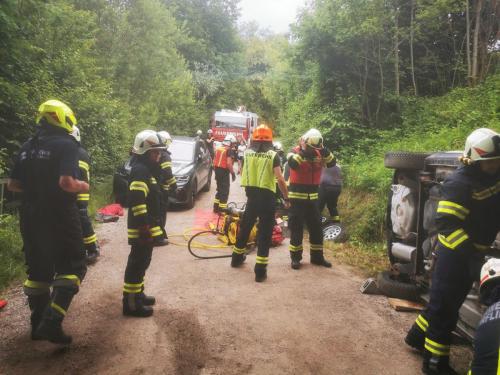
[70,126,100,264]
[155,131,176,246]
[123,130,166,317]
[468,258,500,374]
[286,128,336,270]
[405,128,500,374]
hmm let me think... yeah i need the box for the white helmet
[463,128,500,163]
[157,131,172,148]
[196,130,202,136]
[302,128,323,149]
[207,129,213,134]
[480,258,500,303]
[70,125,81,143]
[273,141,283,151]
[223,134,237,146]
[132,130,166,155]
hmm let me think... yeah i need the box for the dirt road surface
[1,176,463,374]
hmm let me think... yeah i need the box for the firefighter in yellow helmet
[231,125,289,282]
[287,129,336,269]
[8,100,88,344]
[405,128,500,375]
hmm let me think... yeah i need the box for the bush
[0,215,24,291]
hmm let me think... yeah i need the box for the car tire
[202,170,212,192]
[322,221,348,243]
[384,152,431,170]
[376,271,421,301]
[186,180,197,209]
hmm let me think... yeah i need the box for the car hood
[172,161,194,176]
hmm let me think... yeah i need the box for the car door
[197,141,210,189]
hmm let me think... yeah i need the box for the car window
[170,140,195,162]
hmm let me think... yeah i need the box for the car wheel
[202,170,212,192]
[322,221,348,243]
[186,180,197,209]
[376,271,422,301]
[384,152,431,170]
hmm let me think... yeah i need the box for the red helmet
[252,124,273,141]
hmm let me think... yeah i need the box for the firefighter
[123,130,166,317]
[405,128,500,375]
[287,129,336,270]
[317,164,343,223]
[156,131,176,246]
[213,134,237,213]
[206,129,215,159]
[8,100,88,344]
[469,258,500,375]
[273,141,287,168]
[231,125,289,282]
[70,126,100,263]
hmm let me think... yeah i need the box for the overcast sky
[238,0,307,34]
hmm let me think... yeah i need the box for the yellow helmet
[36,100,77,133]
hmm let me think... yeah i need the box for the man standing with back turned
[8,100,89,344]
[230,125,289,282]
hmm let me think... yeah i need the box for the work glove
[231,172,236,182]
[138,225,153,246]
[320,147,331,157]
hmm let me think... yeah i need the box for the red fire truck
[210,108,259,143]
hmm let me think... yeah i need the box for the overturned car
[378,151,500,341]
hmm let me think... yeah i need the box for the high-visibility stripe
[161,161,172,169]
[51,302,67,316]
[151,226,163,237]
[77,193,90,201]
[150,177,157,184]
[214,198,220,204]
[166,177,176,185]
[292,154,304,163]
[24,279,50,289]
[219,203,227,208]
[437,200,469,220]
[124,282,143,288]
[330,216,340,221]
[289,192,318,200]
[130,181,149,196]
[289,244,303,252]
[310,244,323,251]
[438,228,469,250]
[83,234,97,244]
[131,204,147,216]
[497,348,500,375]
[233,246,246,255]
[472,182,500,200]
[415,315,428,332]
[256,256,269,264]
[424,338,450,356]
[55,274,81,286]
[324,153,334,163]
[79,160,89,172]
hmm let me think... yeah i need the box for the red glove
[138,225,153,246]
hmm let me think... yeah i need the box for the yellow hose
[167,227,231,250]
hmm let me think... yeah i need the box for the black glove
[320,147,331,157]
[231,172,236,182]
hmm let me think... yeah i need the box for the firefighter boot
[123,293,153,317]
[254,264,267,283]
[86,243,100,265]
[35,306,72,345]
[231,253,246,268]
[310,251,332,268]
[422,352,458,375]
[28,293,50,340]
[139,286,156,306]
[291,251,303,270]
[405,323,425,352]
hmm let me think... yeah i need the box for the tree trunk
[410,0,417,96]
[465,0,472,83]
[471,0,483,86]
[394,5,400,97]
[375,39,384,125]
